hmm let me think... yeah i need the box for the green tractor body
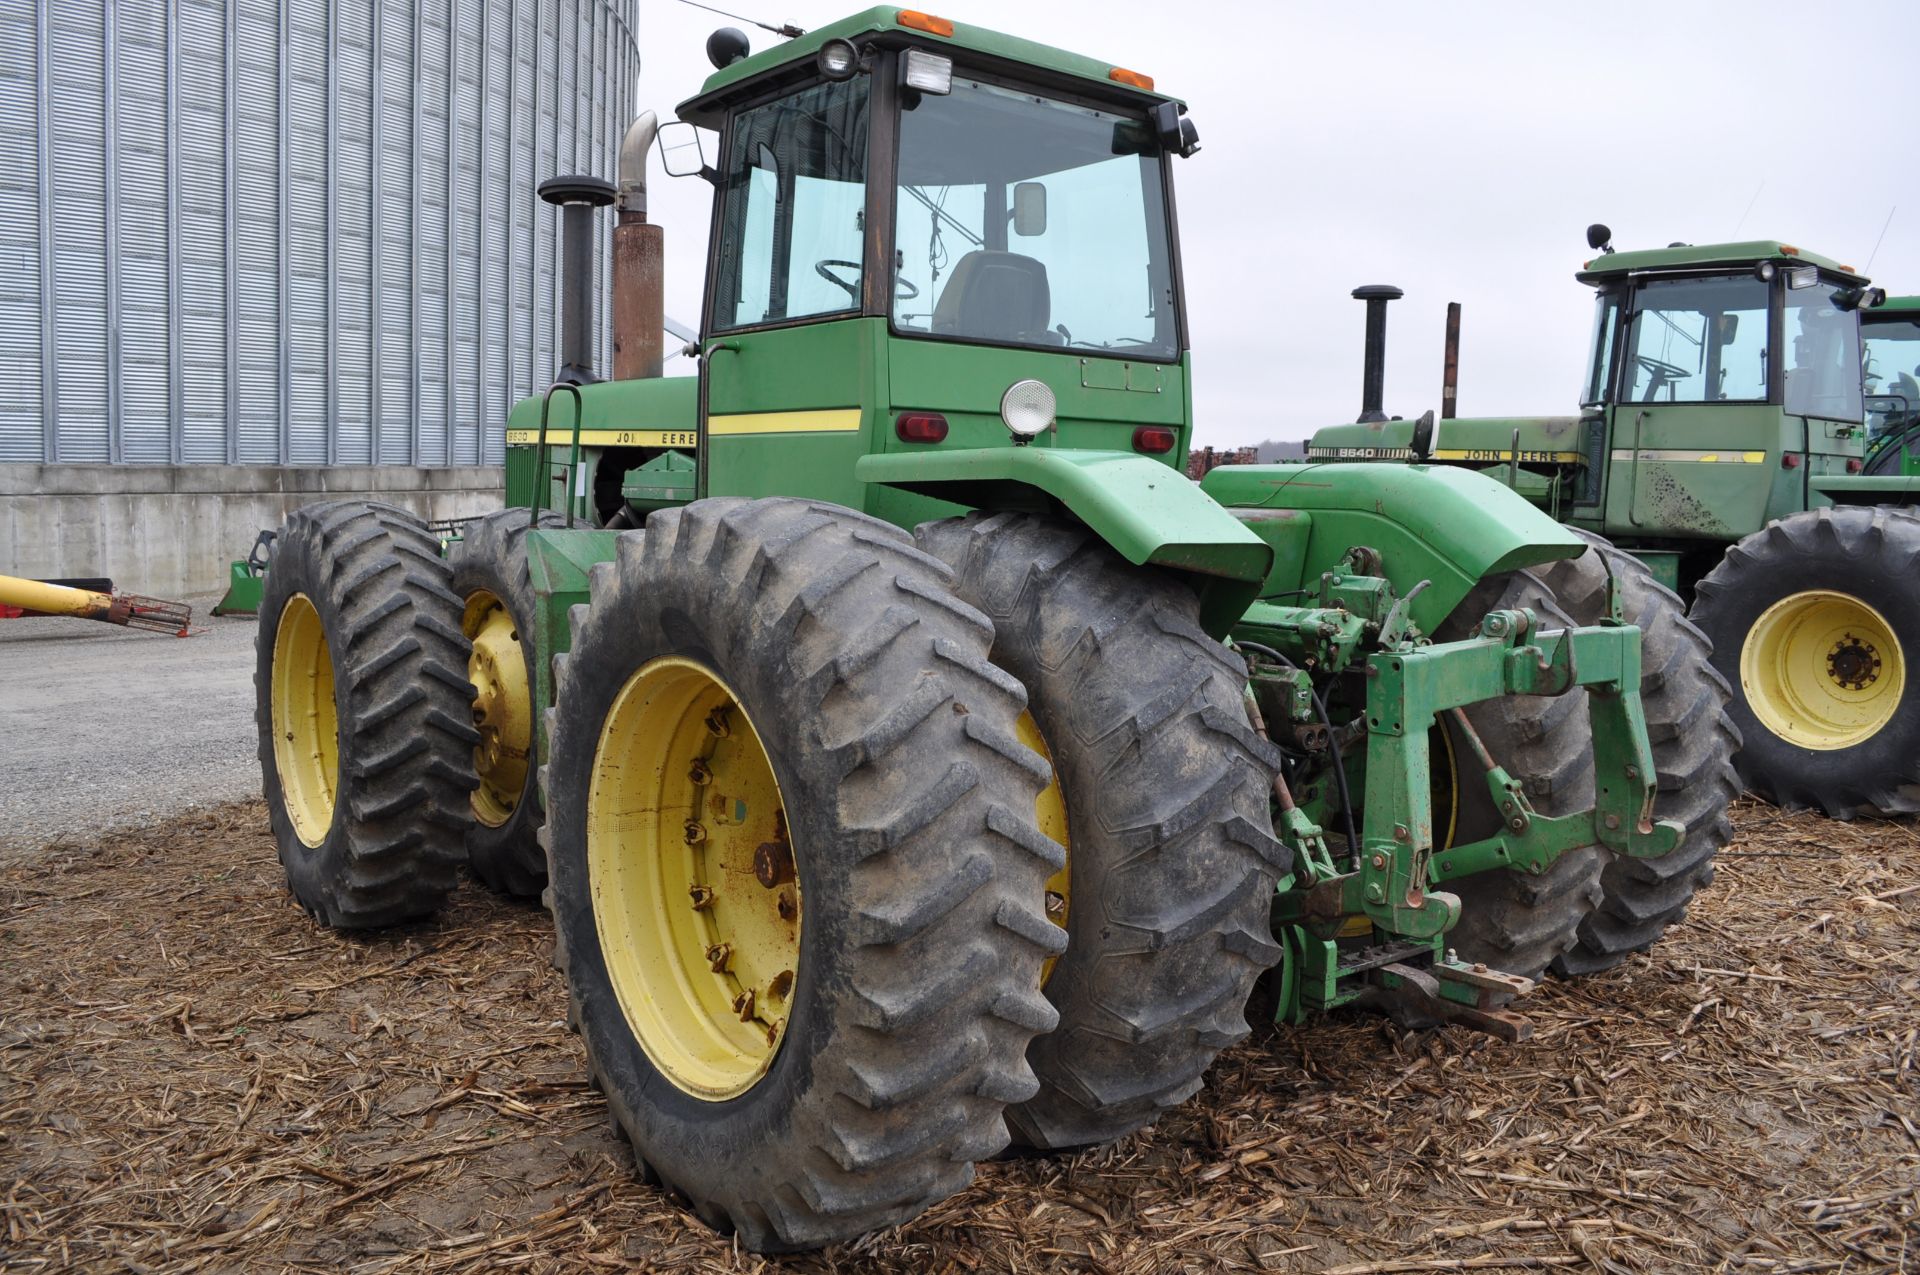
[1310,234,1920,817]
[252,10,1731,1251]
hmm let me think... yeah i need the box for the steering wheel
[815,259,919,302]
[1634,353,1692,401]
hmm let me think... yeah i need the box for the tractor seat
[932,251,1051,343]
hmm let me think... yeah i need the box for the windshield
[1619,275,1769,404]
[1582,288,1621,406]
[1861,315,1919,438]
[892,76,1179,359]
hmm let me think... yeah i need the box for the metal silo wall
[0,0,637,467]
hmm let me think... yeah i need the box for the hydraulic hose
[1235,640,1361,868]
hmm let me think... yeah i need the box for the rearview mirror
[1717,313,1739,344]
[1012,182,1047,237]
[657,121,711,180]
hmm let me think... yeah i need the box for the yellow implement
[0,574,193,637]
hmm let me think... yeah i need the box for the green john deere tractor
[255,11,1726,1251]
[1312,231,1920,819]
[1864,294,1920,478]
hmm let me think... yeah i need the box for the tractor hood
[1307,415,1585,464]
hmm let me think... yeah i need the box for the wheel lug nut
[732,989,755,1022]
[705,942,732,972]
[688,885,715,911]
[688,759,712,786]
[683,822,707,845]
[704,706,732,738]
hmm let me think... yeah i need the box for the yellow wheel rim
[1741,589,1905,751]
[270,593,339,848]
[464,591,532,827]
[1015,711,1071,985]
[586,657,800,1100]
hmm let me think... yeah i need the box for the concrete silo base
[0,464,504,599]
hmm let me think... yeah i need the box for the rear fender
[854,448,1271,637]
[1200,463,1587,635]
[1808,474,1920,507]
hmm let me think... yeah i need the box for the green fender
[1807,474,1920,506]
[1199,463,1588,636]
[855,448,1272,637]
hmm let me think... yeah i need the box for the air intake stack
[1351,284,1403,424]
[538,175,618,384]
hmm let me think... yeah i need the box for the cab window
[1784,280,1864,422]
[1620,275,1769,404]
[711,76,871,332]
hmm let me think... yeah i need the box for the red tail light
[1847,458,1863,473]
[1132,426,1177,455]
[895,412,948,444]
[1782,452,1802,469]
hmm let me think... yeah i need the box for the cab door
[698,74,880,511]
[1602,275,1774,540]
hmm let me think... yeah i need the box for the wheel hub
[1740,589,1905,751]
[463,593,532,828]
[1825,635,1880,691]
[586,657,800,1100]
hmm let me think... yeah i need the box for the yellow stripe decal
[1609,449,1767,464]
[709,409,863,436]
[1430,448,1584,464]
[506,428,698,447]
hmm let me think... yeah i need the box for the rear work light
[895,412,948,444]
[1132,426,1177,455]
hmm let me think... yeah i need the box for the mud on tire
[541,497,1064,1252]
[254,500,477,928]
[1535,531,1740,974]
[449,508,567,896]
[917,511,1290,1151]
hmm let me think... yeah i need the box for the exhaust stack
[613,113,666,380]
[538,175,618,384]
[1351,284,1403,424]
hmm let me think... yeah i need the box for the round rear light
[1132,426,1177,455]
[895,411,948,444]
[1782,452,1802,469]
[1847,457,1863,473]
[1000,379,1055,440]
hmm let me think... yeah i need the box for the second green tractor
[253,9,1735,1252]
[1313,231,1920,818]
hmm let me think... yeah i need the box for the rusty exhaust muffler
[613,112,666,381]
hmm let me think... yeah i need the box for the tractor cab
[1863,295,1920,476]
[506,7,1214,550]
[1568,238,1883,542]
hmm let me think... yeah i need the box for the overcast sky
[634,0,1920,446]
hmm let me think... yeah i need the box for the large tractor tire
[1434,571,1606,981]
[1692,505,1920,818]
[254,500,477,928]
[916,512,1290,1151]
[1533,531,1740,974]
[541,498,1064,1252]
[449,508,566,896]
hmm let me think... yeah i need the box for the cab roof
[1868,295,1920,315]
[1575,240,1866,286]
[678,6,1176,127]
